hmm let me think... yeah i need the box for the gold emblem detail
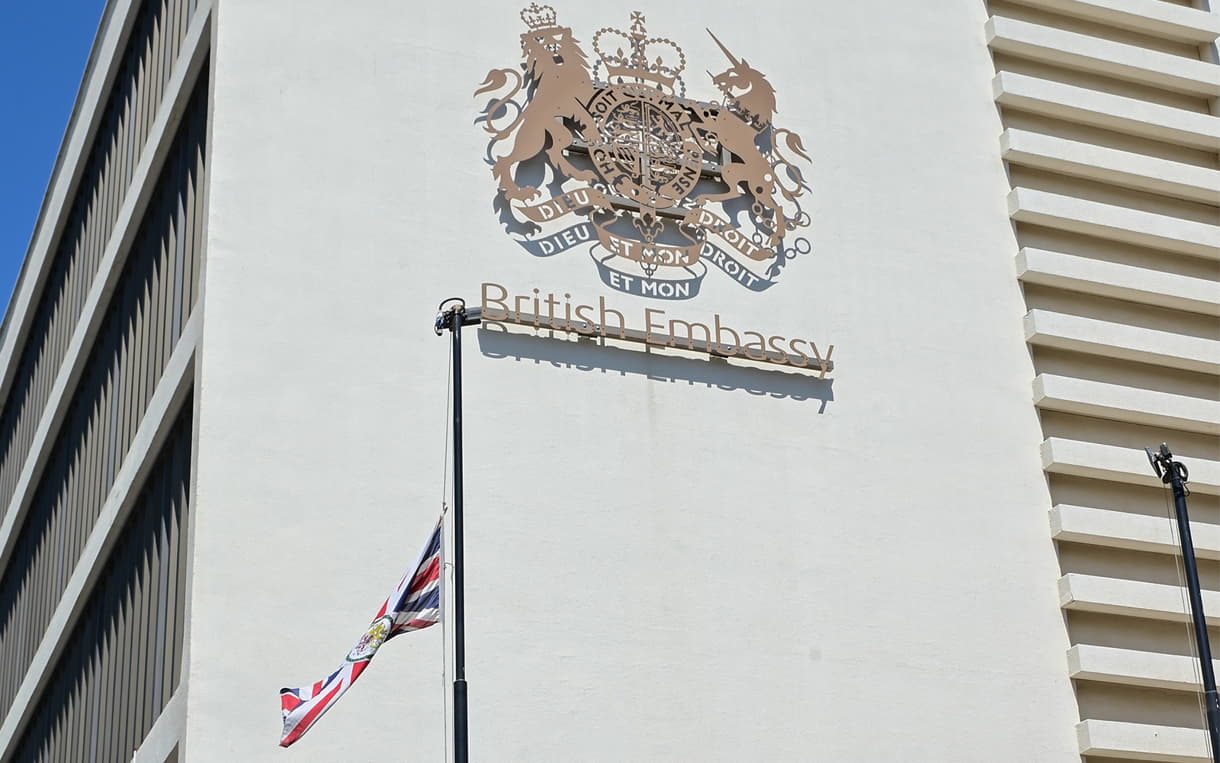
[476,6,813,301]
[346,616,392,662]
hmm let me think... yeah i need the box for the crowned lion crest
[475,4,812,301]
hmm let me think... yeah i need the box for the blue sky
[0,1,108,319]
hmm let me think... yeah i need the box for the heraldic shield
[475,4,812,301]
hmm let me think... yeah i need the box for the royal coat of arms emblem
[475,4,812,301]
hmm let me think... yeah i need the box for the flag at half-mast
[279,517,442,747]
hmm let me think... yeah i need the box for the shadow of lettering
[477,325,833,409]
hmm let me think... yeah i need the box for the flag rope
[440,334,454,763]
[1162,481,1208,736]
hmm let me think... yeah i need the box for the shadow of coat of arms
[475,4,812,301]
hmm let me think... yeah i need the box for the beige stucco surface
[189,1,1081,759]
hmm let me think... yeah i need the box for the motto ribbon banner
[682,208,773,262]
[511,221,782,296]
[594,221,701,268]
[592,249,709,300]
[516,186,613,224]
[699,242,778,292]
[515,222,594,257]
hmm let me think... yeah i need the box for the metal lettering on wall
[475,4,813,301]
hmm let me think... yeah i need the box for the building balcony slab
[1051,503,1220,560]
[1009,187,1220,261]
[989,16,1220,96]
[1034,374,1220,434]
[1070,644,1220,692]
[1041,437,1220,495]
[1017,248,1220,316]
[1078,719,1212,762]
[1024,310,1220,375]
[1001,0,1220,44]
[994,72,1220,150]
[1002,130,1220,205]
[1059,572,1220,625]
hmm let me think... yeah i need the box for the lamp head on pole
[1146,442,1189,485]
[435,297,467,336]
[1146,446,1165,479]
[434,298,483,336]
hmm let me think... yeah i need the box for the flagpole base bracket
[453,678,469,763]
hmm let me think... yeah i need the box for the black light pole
[435,298,481,763]
[1148,443,1220,761]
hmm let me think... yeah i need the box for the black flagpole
[436,298,480,763]
[1148,443,1220,761]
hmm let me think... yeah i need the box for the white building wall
[189,1,1082,760]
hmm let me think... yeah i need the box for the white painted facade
[1,0,1217,761]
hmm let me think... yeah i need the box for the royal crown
[593,12,686,92]
[520,3,558,30]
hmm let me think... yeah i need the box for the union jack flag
[279,517,442,747]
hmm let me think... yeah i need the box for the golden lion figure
[695,32,811,247]
[474,18,598,202]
